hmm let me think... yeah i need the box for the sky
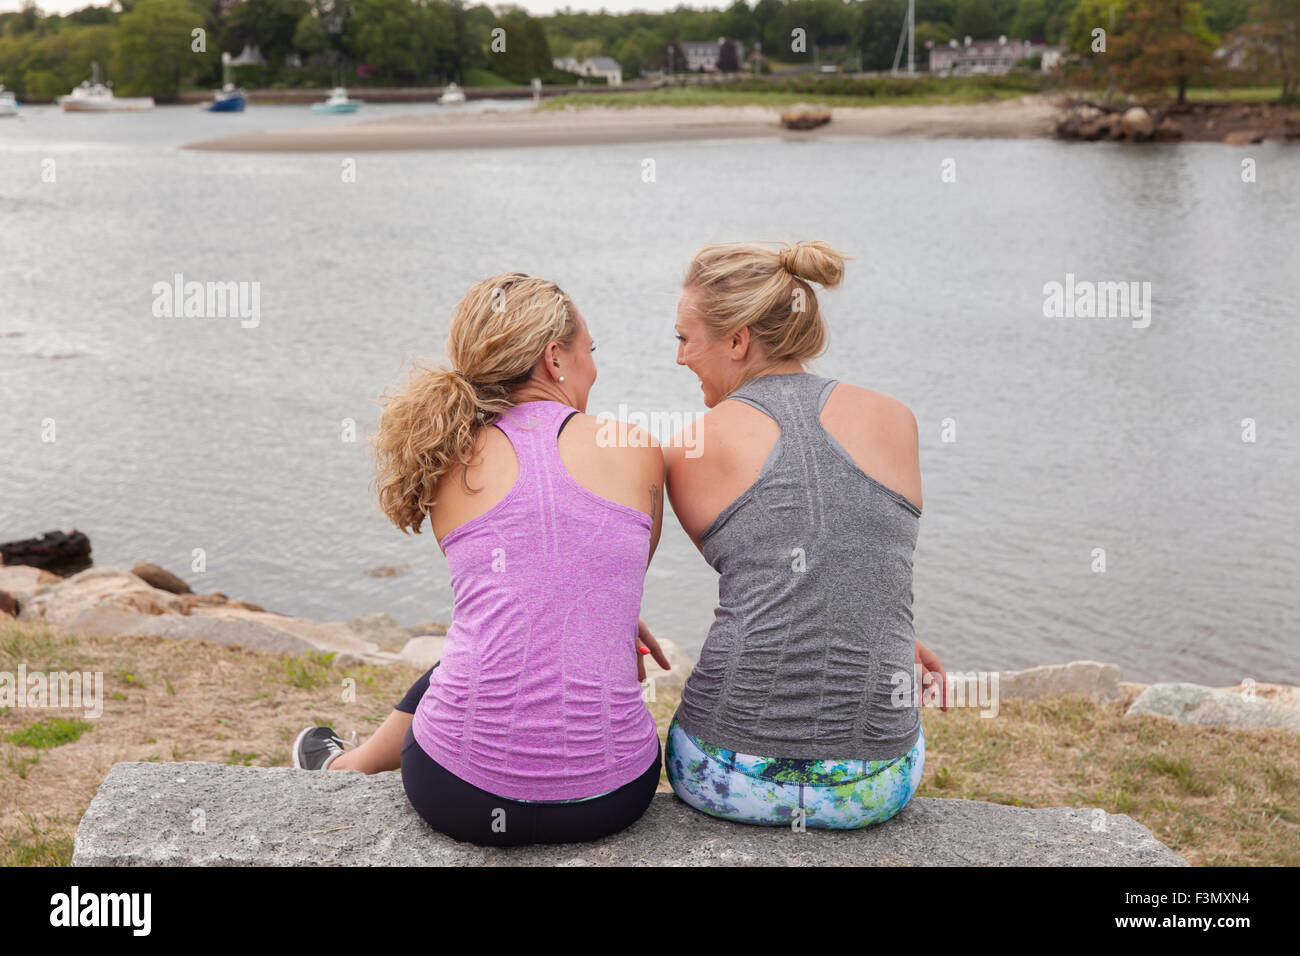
[1,0,713,16]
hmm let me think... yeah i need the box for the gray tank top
[675,371,922,760]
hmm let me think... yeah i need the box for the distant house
[928,36,1061,76]
[551,56,623,86]
[677,38,745,73]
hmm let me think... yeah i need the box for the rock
[130,562,192,594]
[327,612,411,653]
[641,636,693,695]
[1222,130,1266,145]
[176,592,230,613]
[72,761,1187,867]
[0,591,16,616]
[188,605,392,662]
[0,529,91,571]
[0,565,61,609]
[1126,683,1300,732]
[61,608,316,654]
[20,567,186,625]
[998,660,1123,702]
[780,103,831,131]
[1155,117,1183,141]
[1078,114,1120,141]
[399,636,447,669]
[1121,106,1155,140]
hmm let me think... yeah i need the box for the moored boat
[311,87,362,114]
[0,85,17,118]
[438,82,465,105]
[205,82,247,112]
[58,64,154,112]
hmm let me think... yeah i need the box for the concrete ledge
[72,762,1187,866]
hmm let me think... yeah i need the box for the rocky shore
[3,559,1297,732]
[1054,98,1300,144]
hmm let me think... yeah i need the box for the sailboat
[58,62,154,112]
[205,53,247,112]
[205,82,247,112]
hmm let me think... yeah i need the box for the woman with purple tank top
[291,274,669,846]
[662,240,950,830]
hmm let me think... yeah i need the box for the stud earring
[559,376,565,382]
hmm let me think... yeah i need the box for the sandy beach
[183,96,1062,153]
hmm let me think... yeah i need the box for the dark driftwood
[0,530,92,571]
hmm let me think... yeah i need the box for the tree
[1228,0,1300,100]
[858,0,907,70]
[1068,0,1218,103]
[954,0,1002,37]
[1010,0,1048,38]
[113,0,212,95]
[717,37,740,71]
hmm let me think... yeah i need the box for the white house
[552,56,623,86]
[928,36,1062,76]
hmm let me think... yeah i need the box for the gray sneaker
[292,726,354,770]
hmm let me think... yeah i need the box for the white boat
[311,87,362,113]
[0,85,17,118]
[58,64,154,112]
[438,82,465,105]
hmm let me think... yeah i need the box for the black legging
[394,663,662,846]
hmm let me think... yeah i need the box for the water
[2,104,1298,685]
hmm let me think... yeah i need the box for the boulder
[997,660,1123,702]
[0,564,62,608]
[131,561,192,594]
[1154,117,1183,141]
[1222,130,1266,145]
[641,636,693,695]
[780,103,832,131]
[20,567,186,625]
[1126,683,1300,733]
[399,635,447,669]
[1078,114,1120,141]
[1121,106,1155,141]
[325,612,412,653]
[0,529,91,571]
[72,761,1188,867]
[60,608,315,655]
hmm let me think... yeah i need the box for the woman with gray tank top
[662,240,949,829]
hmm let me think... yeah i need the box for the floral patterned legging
[665,711,925,829]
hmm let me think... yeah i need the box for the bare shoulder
[567,413,662,476]
[824,383,918,440]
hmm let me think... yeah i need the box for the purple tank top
[410,400,660,801]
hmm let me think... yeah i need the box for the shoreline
[183,97,1063,153]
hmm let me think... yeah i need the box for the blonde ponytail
[372,273,576,534]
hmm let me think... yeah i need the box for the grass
[543,72,1051,110]
[3,717,94,749]
[544,83,1037,111]
[462,67,514,88]
[2,616,1296,866]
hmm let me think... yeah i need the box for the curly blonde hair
[372,273,576,534]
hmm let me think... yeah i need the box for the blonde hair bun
[779,240,848,288]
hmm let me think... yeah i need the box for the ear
[544,341,563,379]
[729,325,751,361]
